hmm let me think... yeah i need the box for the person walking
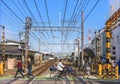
[57,59,65,78]
[83,62,91,78]
[27,58,34,78]
[86,63,91,78]
[50,64,57,78]
[14,59,24,78]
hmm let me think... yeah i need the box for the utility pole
[94,30,97,62]
[78,38,80,69]
[25,17,32,71]
[74,39,77,62]
[81,11,84,67]
[39,39,40,52]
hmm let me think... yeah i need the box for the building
[109,0,120,60]
[0,40,36,69]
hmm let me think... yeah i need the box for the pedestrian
[83,62,91,78]
[112,60,116,68]
[27,58,34,78]
[86,63,91,78]
[50,64,57,78]
[57,59,65,78]
[14,59,24,78]
[50,65,57,71]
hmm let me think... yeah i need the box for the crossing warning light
[106,31,112,38]
[112,46,116,55]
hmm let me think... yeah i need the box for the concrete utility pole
[94,30,97,62]
[74,39,77,62]
[39,39,40,52]
[25,17,32,71]
[81,11,84,67]
[77,38,80,68]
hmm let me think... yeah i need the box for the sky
[0,0,111,56]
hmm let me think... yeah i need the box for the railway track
[32,60,56,76]
[1,60,57,84]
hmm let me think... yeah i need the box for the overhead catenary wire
[29,32,39,41]
[24,0,55,51]
[1,0,24,24]
[33,0,49,41]
[34,0,45,27]
[62,0,68,27]
[71,0,87,24]
[0,0,102,55]
[23,0,36,22]
[17,0,29,16]
[68,0,99,41]
[17,0,46,42]
[1,9,22,28]
[12,0,26,17]
[61,0,68,49]
[83,0,90,11]
[15,1,42,42]
[44,0,51,27]
[68,0,82,26]
[65,0,81,41]
[23,0,49,42]
[34,0,55,50]
[66,0,86,41]
[3,0,46,46]
[84,0,100,22]
[44,0,55,41]
[77,0,90,22]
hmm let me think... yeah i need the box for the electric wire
[23,0,48,42]
[0,9,22,30]
[12,0,26,17]
[84,0,100,22]
[61,0,68,49]
[66,0,85,41]
[77,0,90,21]
[1,0,24,24]
[67,0,91,41]
[18,0,46,42]
[65,0,80,41]
[17,0,29,16]
[84,0,90,11]
[62,0,68,27]
[44,0,55,41]
[34,0,45,27]
[68,0,100,43]
[2,0,45,47]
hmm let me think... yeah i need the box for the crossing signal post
[2,26,5,61]
[105,29,112,60]
[104,8,120,79]
[0,26,5,75]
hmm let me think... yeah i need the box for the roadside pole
[81,11,84,67]
[25,17,32,72]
